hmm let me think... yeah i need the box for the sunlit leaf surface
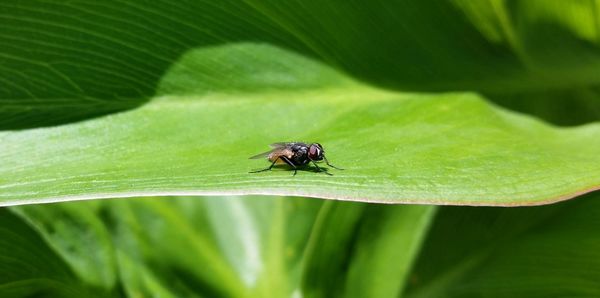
[2,44,600,206]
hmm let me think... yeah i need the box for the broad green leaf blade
[2,43,600,206]
[404,192,600,297]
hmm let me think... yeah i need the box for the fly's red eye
[308,144,322,160]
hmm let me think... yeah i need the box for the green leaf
[2,43,600,206]
[404,192,600,297]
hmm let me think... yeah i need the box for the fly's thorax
[290,146,309,165]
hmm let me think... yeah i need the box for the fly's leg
[324,156,344,170]
[250,156,298,175]
[312,161,333,176]
[249,157,280,173]
[280,156,298,176]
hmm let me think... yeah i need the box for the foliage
[1,1,600,297]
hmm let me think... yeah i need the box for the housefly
[249,142,343,176]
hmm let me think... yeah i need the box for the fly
[249,142,343,176]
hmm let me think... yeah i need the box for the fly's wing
[249,143,290,159]
[249,149,275,159]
